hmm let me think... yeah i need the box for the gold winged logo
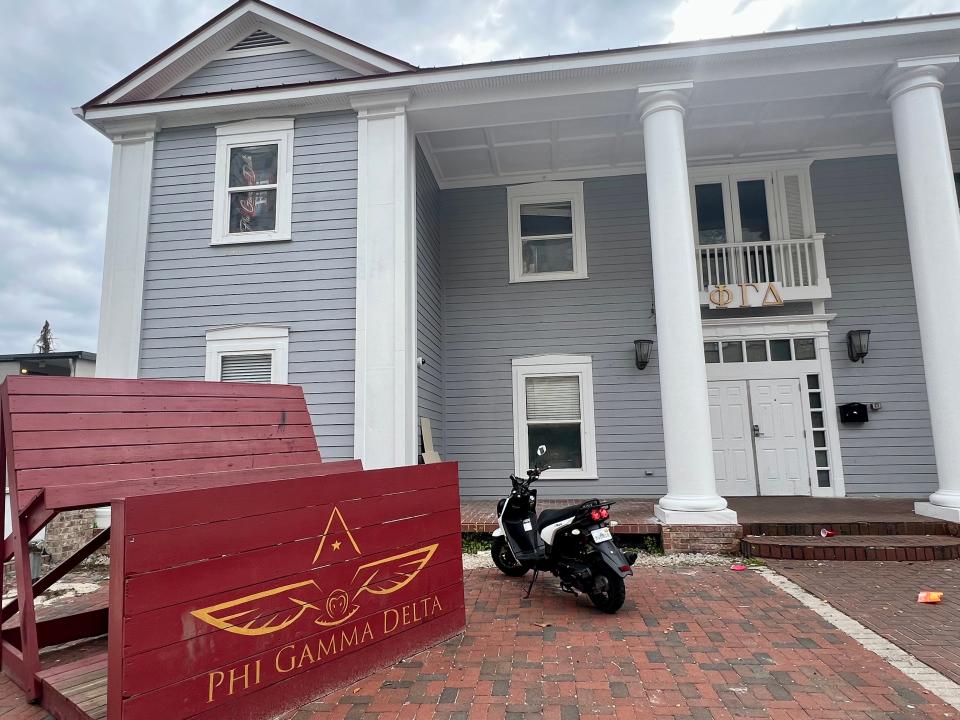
[190,507,438,637]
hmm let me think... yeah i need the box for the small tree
[35,321,55,354]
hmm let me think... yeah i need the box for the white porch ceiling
[417,62,960,189]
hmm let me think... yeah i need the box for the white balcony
[696,233,831,304]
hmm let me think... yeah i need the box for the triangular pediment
[86,0,413,107]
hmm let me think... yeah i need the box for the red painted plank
[122,509,461,616]
[108,498,126,720]
[123,536,462,657]
[121,555,463,695]
[19,452,323,489]
[37,652,108,682]
[124,484,460,573]
[122,588,466,720]
[191,607,465,720]
[41,461,359,510]
[12,423,316,451]
[4,375,304,399]
[34,608,108,650]
[14,436,319,471]
[8,394,305,414]
[121,463,453,534]
[10,409,314,432]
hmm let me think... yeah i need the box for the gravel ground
[463,551,743,571]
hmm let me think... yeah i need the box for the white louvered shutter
[776,169,814,241]
[525,375,581,422]
[219,353,273,383]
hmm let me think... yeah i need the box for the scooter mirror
[537,445,547,457]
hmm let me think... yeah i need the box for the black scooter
[490,445,636,613]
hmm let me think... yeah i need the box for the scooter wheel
[491,537,529,577]
[589,565,626,613]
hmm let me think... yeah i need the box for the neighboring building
[0,351,96,381]
[75,0,960,530]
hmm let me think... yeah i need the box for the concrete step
[741,534,960,561]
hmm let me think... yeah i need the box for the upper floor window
[212,119,294,245]
[204,325,289,383]
[507,181,587,283]
[690,164,815,246]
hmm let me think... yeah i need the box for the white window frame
[212,118,294,246]
[507,181,588,283]
[689,161,816,245]
[512,355,598,481]
[204,325,289,384]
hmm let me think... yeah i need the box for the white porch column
[95,121,156,378]
[886,60,960,522]
[640,86,736,525]
[351,93,417,469]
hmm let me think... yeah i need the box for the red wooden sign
[108,462,464,720]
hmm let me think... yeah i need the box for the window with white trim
[507,181,587,283]
[512,355,597,480]
[689,164,815,246]
[204,326,289,384]
[212,119,294,245]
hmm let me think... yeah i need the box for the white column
[352,93,417,469]
[95,121,156,378]
[640,86,736,525]
[886,61,960,522]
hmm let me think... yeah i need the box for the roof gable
[86,0,413,107]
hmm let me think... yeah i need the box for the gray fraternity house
[76,0,960,530]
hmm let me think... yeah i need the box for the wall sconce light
[634,339,654,370]
[846,329,871,363]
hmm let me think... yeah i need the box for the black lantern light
[846,329,871,363]
[634,339,654,370]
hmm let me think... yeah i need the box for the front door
[708,378,811,496]
[749,379,810,495]
[709,381,756,496]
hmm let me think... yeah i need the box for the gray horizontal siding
[138,112,358,460]
[441,176,664,499]
[416,145,444,457]
[814,155,936,496]
[160,50,359,98]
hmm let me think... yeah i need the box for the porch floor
[460,496,950,536]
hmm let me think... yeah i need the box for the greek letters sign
[707,282,784,309]
[110,464,465,720]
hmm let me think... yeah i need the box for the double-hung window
[512,355,597,480]
[212,119,294,245]
[507,181,587,282]
[204,326,289,384]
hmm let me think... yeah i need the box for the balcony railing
[696,233,831,303]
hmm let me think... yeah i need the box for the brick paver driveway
[289,567,954,719]
[773,559,960,688]
[0,566,955,719]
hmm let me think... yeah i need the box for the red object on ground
[821,528,837,537]
[730,563,748,571]
[918,591,944,604]
[0,376,463,720]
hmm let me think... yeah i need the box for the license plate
[591,527,612,543]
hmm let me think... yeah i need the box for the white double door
[708,379,810,496]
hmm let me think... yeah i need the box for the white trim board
[204,324,289,384]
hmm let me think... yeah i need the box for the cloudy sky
[1,0,957,354]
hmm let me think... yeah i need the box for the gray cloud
[1,0,953,352]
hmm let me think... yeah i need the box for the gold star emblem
[332,540,342,551]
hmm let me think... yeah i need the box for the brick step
[741,534,960,561]
[740,520,953,538]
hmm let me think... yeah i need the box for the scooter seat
[537,506,581,527]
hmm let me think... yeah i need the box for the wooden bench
[0,375,361,702]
